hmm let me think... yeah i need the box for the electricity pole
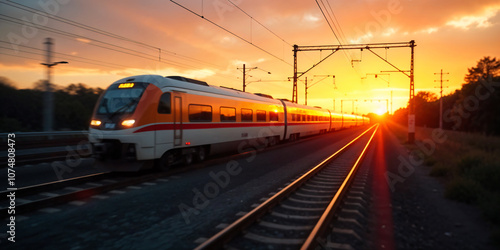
[304,75,335,106]
[293,40,416,143]
[238,64,271,92]
[434,69,449,130]
[41,38,68,131]
[242,64,246,92]
[304,77,308,105]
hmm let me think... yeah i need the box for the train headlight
[90,119,101,127]
[121,119,135,128]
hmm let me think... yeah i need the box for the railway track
[0,131,90,167]
[0,170,169,216]
[0,137,282,216]
[0,129,340,216]
[194,123,379,249]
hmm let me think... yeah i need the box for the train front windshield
[97,82,148,116]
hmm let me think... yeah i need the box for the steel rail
[301,123,379,249]
[194,123,378,250]
[0,171,167,217]
[0,172,112,199]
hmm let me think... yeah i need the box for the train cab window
[189,104,212,122]
[270,111,279,121]
[241,108,253,122]
[256,110,266,122]
[157,93,171,114]
[220,107,236,122]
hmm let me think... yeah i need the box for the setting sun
[375,109,386,116]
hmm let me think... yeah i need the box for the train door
[173,96,183,146]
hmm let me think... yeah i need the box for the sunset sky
[1,0,499,115]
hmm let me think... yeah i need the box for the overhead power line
[2,0,159,51]
[0,51,42,62]
[0,14,196,69]
[226,0,293,47]
[0,41,132,69]
[324,0,350,51]
[170,0,292,67]
[1,0,223,69]
[315,0,364,78]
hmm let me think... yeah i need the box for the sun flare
[375,109,386,115]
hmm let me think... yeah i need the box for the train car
[362,116,370,125]
[88,74,370,171]
[280,101,331,141]
[331,112,343,131]
[88,75,285,171]
[341,113,357,128]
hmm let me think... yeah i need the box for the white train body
[88,75,369,170]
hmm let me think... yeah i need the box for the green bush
[445,178,482,204]
[470,163,500,192]
[430,162,451,177]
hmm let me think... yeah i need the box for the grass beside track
[386,120,500,246]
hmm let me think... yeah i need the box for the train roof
[112,75,368,118]
[280,99,330,113]
[112,74,282,104]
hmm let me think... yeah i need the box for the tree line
[392,56,500,135]
[0,77,103,132]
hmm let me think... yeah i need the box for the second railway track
[195,123,379,250]
[0,170,173,216]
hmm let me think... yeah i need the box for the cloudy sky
[1,0,499,114]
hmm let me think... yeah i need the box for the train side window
[269,111,279,121]
[241,108,253,122]
[256,110,266,122]
[157,93,171,114]
[291,114,296,121]
[189,104,212,122]
[220,107,236,122]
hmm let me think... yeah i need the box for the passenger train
[88,75,369,171]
